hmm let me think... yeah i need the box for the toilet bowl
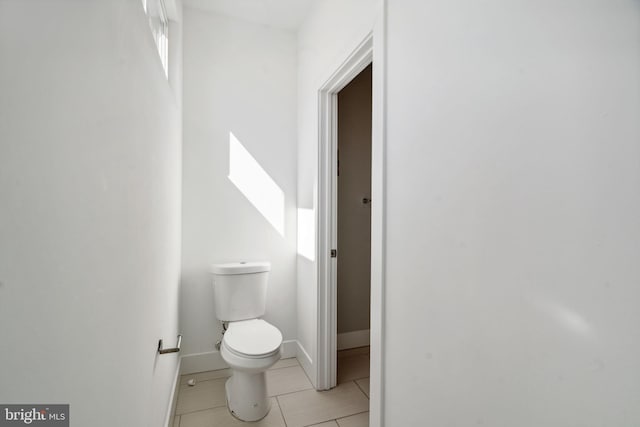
[211,261,283,421]
[220,319,282,421]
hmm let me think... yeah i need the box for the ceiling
[182,0,316,31]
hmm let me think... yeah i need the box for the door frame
[317,34,372,391]
[316,26,386,427]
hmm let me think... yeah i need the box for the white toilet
[211,261,283,422]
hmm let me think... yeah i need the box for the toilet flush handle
[216,321,228,351]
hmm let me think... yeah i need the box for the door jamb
[316,34,374,391]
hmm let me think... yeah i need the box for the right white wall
[384,1,640,425]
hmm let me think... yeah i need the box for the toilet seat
[224,319,282,358]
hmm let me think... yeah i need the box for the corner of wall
[296,340,316,387]
[164,357,182,427]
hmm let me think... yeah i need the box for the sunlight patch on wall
[228,132,284,235]
[297,208,315,261]
[533,298,593,339]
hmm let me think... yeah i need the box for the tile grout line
[303,421,337,427]
[176,372,314,417]
[279,382,369,427]
[180,358,300,377]
[298,359,315,389]
[339,375,369,385]
[178,375,231,388]
[269,384,315,399]
[179,362,303,386]
[270,365,302,372]
[269,359,315,398]
[175,403,228,417]
[275,395,289,427]
[337,409,369,421]
[352,379,370,399]
[176,356,369,425]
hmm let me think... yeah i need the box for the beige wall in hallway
[337,64,373,335]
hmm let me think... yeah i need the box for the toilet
[211,261,283,421]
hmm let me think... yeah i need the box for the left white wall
[0,1,182,426]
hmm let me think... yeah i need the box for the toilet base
[225,371,271,421]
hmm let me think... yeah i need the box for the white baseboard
[164,358,181,427]
[280,339,297,359]
[180,349,226,375]
[296,340,316,387]
[337,329,370,350]
[180,339,298,375]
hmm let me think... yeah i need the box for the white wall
[383,1,640,425]
[337,65,372,335]
[0,1,183,426]
[296,0,378,386]
[180,7,298,371]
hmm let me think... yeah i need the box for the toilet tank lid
[211,261,271,275]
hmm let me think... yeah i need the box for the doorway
[336,64,372,386]
[316,33,374,392]
[316,30,384,427]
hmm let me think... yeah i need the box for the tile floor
[173,346,370,427]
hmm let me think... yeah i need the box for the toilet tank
[211,261,271,321]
